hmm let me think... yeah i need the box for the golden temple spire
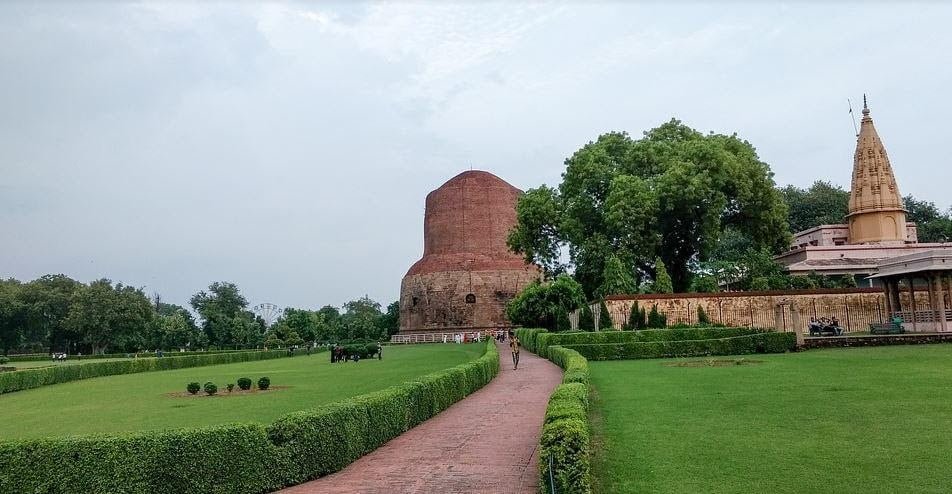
[847,97,908,244]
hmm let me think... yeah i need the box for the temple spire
[846,98,908,244]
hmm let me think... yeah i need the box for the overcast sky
[2,1,951,312]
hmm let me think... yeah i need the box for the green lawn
[0,343,484,440]
[590,345,952,494]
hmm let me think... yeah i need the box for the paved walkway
[279,342,562,494]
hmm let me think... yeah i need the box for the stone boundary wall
[605,288,932,334]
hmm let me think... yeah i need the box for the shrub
[227,383,235,393]
[534,326,764,358]
[0,340,501,494]
[646,304,667,328]
[258,377,271,390]
[187,382,200,395]
[697,305,711,325]
[539,347,592,494]
[0,350,289,395]
[204,382,218,396]
[0,357,7,365]
[237,377,252,390]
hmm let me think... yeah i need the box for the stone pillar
[907,277,918,332]
[882,279,893,315]
[927,274,939,332]
[935,274,948,332]
[889,280,903,314]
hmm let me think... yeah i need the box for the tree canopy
[508,121,790,295]
[779,181,850,234]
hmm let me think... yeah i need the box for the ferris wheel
[253,303,281,327]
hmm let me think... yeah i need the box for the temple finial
[862,94,869,116]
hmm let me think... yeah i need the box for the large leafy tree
[189,282,248,346]
[18,274,81,353]
[509,121,789,294]
[65,279,153,354]
[904,195,952,243]
[779,181,850,234]
[0,279,26,354]
[341,296,384,340]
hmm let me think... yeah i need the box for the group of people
[808,316,843,336]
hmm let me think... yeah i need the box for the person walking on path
[509,333,521,370]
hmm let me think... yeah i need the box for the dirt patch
[165,385,290,398]
[664,358,764,368]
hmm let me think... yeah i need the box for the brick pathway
[278,342,562,494]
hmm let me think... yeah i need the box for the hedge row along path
[280,341,562,494]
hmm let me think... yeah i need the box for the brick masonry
[400,171,540,334]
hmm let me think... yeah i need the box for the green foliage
[539,348,592,493]
[237,377,252,390]
[508,123,791,295]
[646,304,667,328]
[598,255,636,297]
[0,342,501,493]
[506,275,586,332]
[0,357,7,365]
[534,326,765,358]
[565,332,797,360]
[780,180,850,233]
[66,279,154,355]
[226,383,235,393]
[284,331,305,347]
[624,301,645,330]
[578,304,594,331]
[697,305,711,325]
[257,377,271,390]
[204,382,217,395]
[598,300,612,330]
[0,350,288,395]
[652,258,674,294]
[186,382,200,395]
[190,281,255,347]
[263,333,284,349]
[691,275,719,293]
[514,328,549,354]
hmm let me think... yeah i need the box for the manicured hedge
[515,328,549,354]
[0,340,500,494]
[564,332,797,361]
[536,327,766,358]
[4,348,267,363]
[539,346,592,494]
[0,350,292,395]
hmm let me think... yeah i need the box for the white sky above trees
[2,2,950,311]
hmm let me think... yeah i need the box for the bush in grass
[204,382,217,396]
[187,382,200,395]
[0,340,501,494]
[0,350,292,395]
[257,377,271,390]
[0,357,8,365]
[227,383,235,393]
[647,304,667,328]
[237,377,252,390]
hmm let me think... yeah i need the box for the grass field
[4,357,135,369]
[590,345,952,494]
[0,343,484,440]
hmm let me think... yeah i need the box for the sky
[2,1,951,313]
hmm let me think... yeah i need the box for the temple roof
[847,97,905,216]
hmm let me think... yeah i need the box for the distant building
[776,99,952,283]
[398,170,540,334]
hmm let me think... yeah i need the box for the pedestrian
[509,333,521,370]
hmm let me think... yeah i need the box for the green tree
[904,195,952,243]
[0,279,26,354]
[341,296,384,340]
[578,303,594,331]
[598,300,613,330]
[598,255,637,297]
[189,282,248,346]
[509,122,790,294]
[379,301,400,337]
[66,280,153,354]
[646,304,667,328]
[18,274,81,353]
[624,301,644,330]
[285,331,305,347]
[779,181,850,233]
[506,275,586,332]
[652,258,674,294]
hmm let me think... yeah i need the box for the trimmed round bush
[257,377,270,390]
[204,382,217,395]
[186,382,200,395]
[237,377,252,390]
[226,383,235,393]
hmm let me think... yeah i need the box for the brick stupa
[399,170,540,334]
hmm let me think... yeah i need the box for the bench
[808,324,843,336]
[870,322,904,335]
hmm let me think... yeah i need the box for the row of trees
[0,276,397,355]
